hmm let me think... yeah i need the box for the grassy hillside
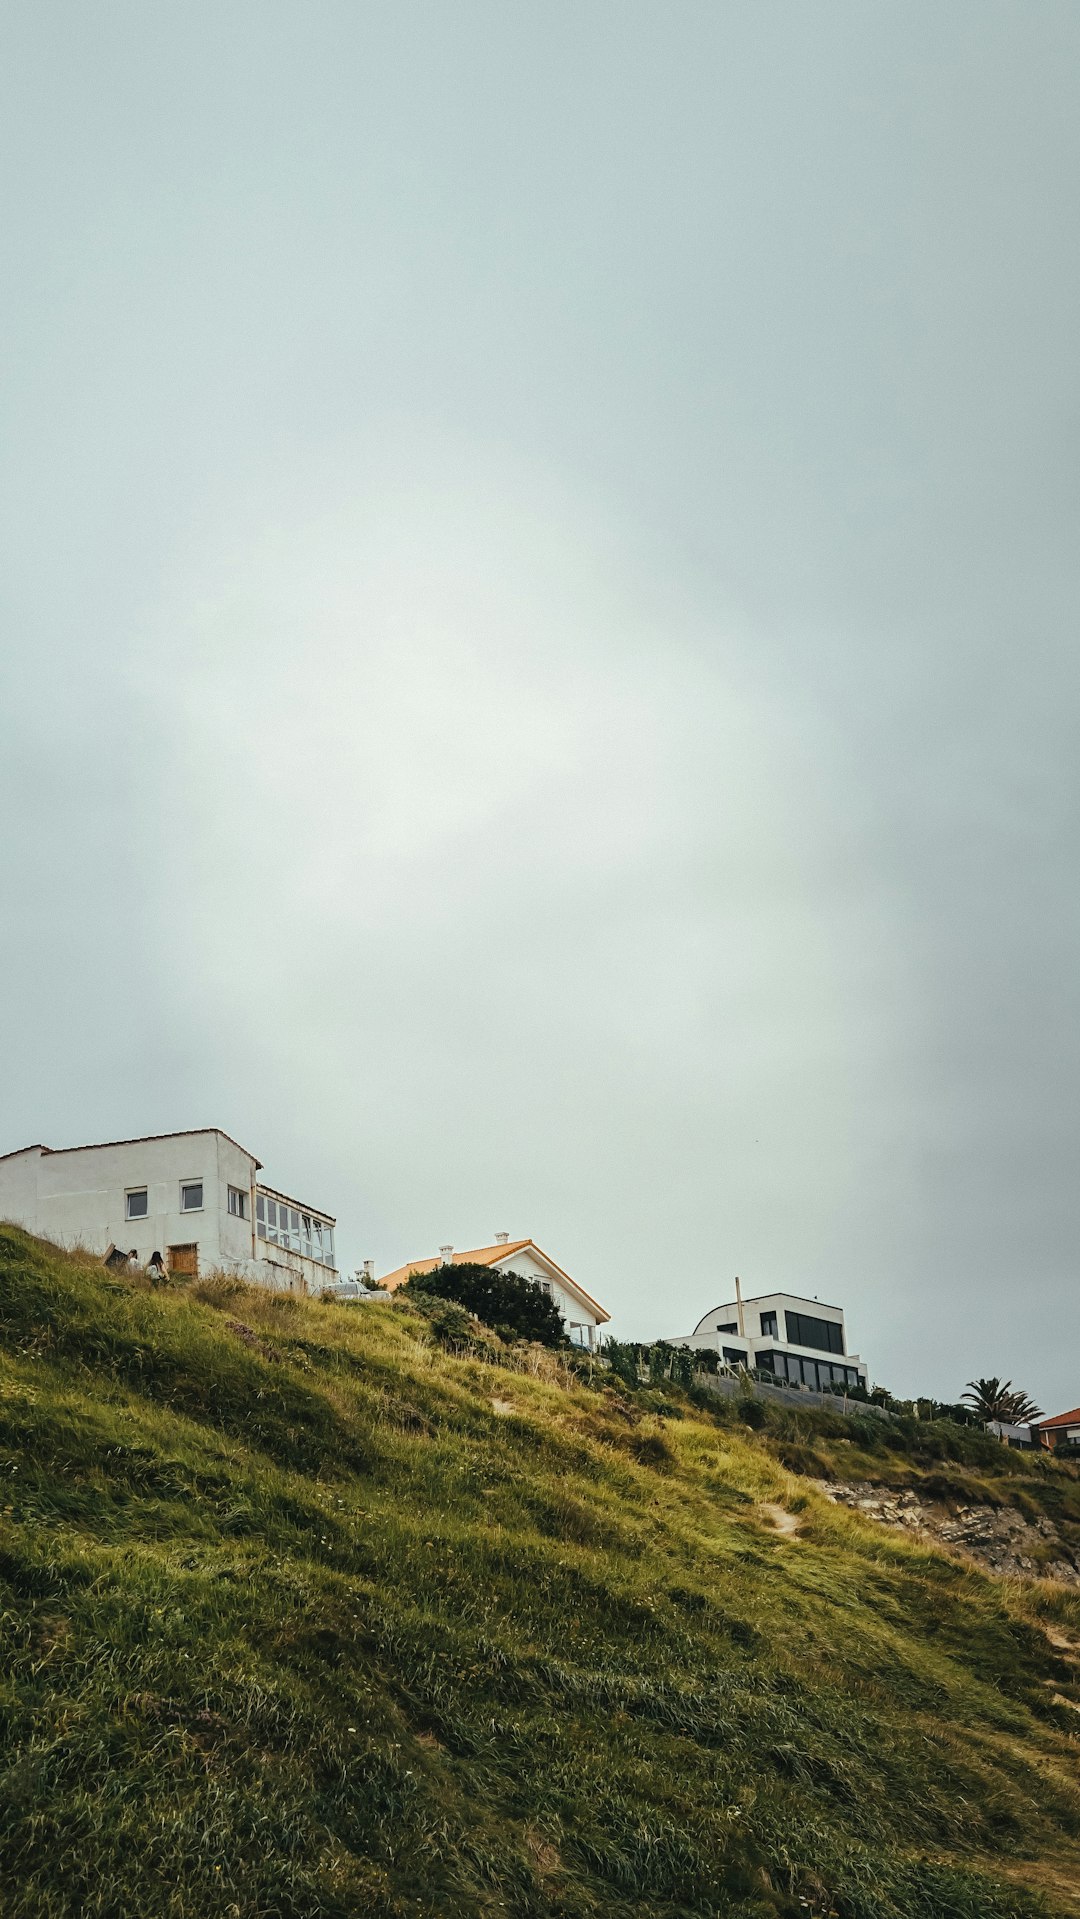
[1,1227,1078,1919]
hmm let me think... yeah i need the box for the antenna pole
[735,1275,746,1340]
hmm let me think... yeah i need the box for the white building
[666,1289,869,1393]
[0,1130,338,1294]
[379,1236,610,1348]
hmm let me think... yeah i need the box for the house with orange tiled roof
[1036,1407,1080,1451]
[379,1235,610,1348]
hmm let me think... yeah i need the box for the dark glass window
[228,1187,247,1219]
[715,1321,738,1334]
[784,1311,844,1355]
[759,1311,777,1337]
[722,1346,748,1366]
[756,1350,778,1374]
[126,1189,148,1219]
[180,1182,203,1212]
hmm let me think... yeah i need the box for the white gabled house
[379,1235,610,1347]
[0,1130,338,1294]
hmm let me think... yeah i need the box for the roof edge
[21,1128,263,1169]
[379,1240,611,1323]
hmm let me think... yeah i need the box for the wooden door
[167,1243,198,1278]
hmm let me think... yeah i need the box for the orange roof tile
[1038,1406,1080,1429]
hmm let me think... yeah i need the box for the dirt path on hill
[759,1501,804,1538]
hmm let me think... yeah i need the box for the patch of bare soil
[225,1319,282,1362]
[525,1828,563,1881]
[758,1502,804,1538]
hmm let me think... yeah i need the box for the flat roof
[0,1128,262,1168]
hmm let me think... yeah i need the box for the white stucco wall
[248,1246,338,1294]
[494,1249,602,1343]
[691,1293,847,1343]
[0,1132,258,1277]
[0,1147,46,1234]
[0,1132,343,1295]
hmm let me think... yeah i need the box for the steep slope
[0,1226,1078,1919]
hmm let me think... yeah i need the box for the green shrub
[401,1260,567,1347]
[775,1441,833,1480]
[739,1397,768,1430]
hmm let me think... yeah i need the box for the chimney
[439,1244,454,1264]
[494,1231,509,1245]
[362,1260,375,1281]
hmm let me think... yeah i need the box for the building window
[180,1182,203,1212]
[722,1345,748,1367]
[759,1311,777,1338]
[784,1310,844,1355]
[715,1321,738,1334]
[228,1187,247,1219]
[126,1189,148,1220]
[254,1192,334,1264]
[271,1205,298,1252]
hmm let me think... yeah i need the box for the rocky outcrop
[821,1481,1080,1585]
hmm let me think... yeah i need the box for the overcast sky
[2,3,1078,1407]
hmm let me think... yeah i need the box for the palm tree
[962,1377,1042,1424]
[1001,1387,1042,1423]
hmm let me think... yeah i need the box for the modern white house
[379,1236,610,1347]
[666,1288,869,1393]
[0,1130,338,1294]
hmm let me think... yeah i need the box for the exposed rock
[820,1480,1080,1585]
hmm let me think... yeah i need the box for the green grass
[0,1226,1079,1917]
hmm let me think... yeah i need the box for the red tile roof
[1038,1406,1080,1429]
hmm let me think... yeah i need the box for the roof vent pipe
[494,1232,509,1244]
[439,1245,454,1264]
